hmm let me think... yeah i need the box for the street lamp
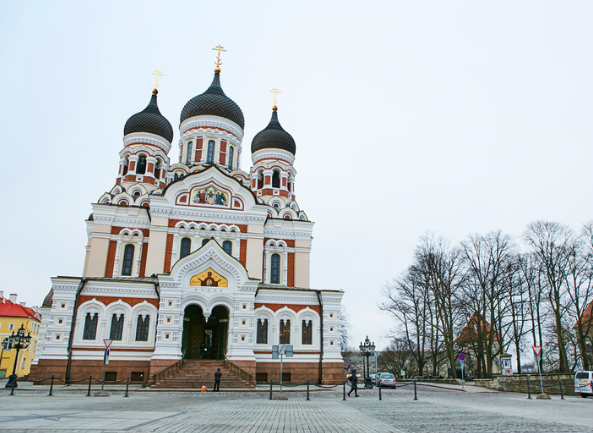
[4,324,32,389]
[359,336,375,388]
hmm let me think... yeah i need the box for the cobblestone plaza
[1,383,591,432]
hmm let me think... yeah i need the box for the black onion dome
[251,109,296,155]
[124,90,174,143]
[180,72,245,129]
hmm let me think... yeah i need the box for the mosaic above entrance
[192,186,229,207]
[190,268,228,287]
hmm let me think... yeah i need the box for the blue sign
[458,353,465,361]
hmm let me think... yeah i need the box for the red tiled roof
[456,312,499,344]
[0,299,41,321]
[574,301,593,329]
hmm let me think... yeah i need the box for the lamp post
[5,324,32,388]
[359,336,375,388]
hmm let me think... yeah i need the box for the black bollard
[49,374,55,396]
[306,379,310,401]
[413,380,418,401]
[526,377,532,399]
[343,380,346,401]
[269,379,273,400]
[86,375,92,397]
[559,381,564,400]
[378,381,382,400]
[124,376,130,398]
[10,382,15,396]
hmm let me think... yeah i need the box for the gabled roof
[573,300,593,330]
[0,298,42,321]
[456,312,499,344]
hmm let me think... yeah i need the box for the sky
[2,1,593,350]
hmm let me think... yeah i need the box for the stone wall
[474,373,576,396]
[255,361,344,385]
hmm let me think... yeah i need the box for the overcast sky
[2,1,593,350]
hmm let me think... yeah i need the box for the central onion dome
[180,71,245,129]
[124,89,174,143]
[251,107,296,155]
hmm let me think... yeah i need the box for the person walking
[214,367,222,392]
[199,343,207,359]
[347,368,359,397]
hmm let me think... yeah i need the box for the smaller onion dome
[42,288,53,308]
[124,89,174,143]
[180,72,245,129]
[251,107,296,155]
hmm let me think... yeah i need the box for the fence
[257,379,422,401]
[5,374,132,397]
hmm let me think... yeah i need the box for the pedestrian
[347,368,359,397]
[199,343,207,359]
[214,367,222,392]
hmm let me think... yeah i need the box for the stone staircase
[151,360,255,389]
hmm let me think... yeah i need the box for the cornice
[264,228,313,240]
[252,149,295,166]
[123,133,172,154]
[255,294,319,304]
[180,116,244,141]
[93,214,151,229]
[150,207,267,225]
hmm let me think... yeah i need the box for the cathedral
[29,49,344,387]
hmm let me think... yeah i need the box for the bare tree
[415,234,465,378]
[460,230,515,377]
[339,305,353,351]
[523,221,575,373]
[380,268,431,376]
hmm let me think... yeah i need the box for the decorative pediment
[190,268,228,287]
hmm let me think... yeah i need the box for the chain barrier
[6,374,132,397]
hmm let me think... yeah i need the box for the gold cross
[270,87,281,106]
[212,45,227,66]
[151,70,164,88]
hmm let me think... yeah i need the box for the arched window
[135,315,150,341]
[228,147,234,169]
[121,244,135,276]
[122,161,129,176]
[83,312,99,340]
[279,319,290,344]
[136,155,147,175]
[272,171,280,188]
[180,237,191,259]
[302,319,313,345]
[174,172,180,181]
[201,239,209,247]
[155,161,161,179]
[222,240,232,255]
[257,318,268,344]
[110,314,124,341]
[271,253,281,284]
[207,140,215,164]
[186,141,193,164]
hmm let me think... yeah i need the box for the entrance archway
[182,304,229,360]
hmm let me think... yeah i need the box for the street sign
[532,346,542,357]
[104,339,113,348]
[460,360,464,364]
[103,348,110,365]
[458,353,465,361]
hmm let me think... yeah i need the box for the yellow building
[0,293,42,379]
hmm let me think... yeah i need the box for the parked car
[377,372,396,388]
[369,374,377,385]
[574,371,593,398]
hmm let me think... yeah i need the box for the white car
[574,371,593,398]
